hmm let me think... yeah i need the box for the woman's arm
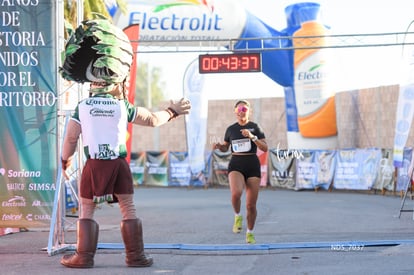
[213,141,230,152]
[251,137,268,152]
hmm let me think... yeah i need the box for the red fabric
[80,158,134,203]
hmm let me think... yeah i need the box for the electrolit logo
[129,0,216,31]
[294,55,332,117]
[129,10,223,32]
[2,196,26,207]
[115,0,246,45]
[296,62,328,81]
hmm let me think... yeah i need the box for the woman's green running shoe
[246,232,256,244]
[232,216,243,233]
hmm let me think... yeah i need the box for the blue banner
[145,151,169,186]
[315,150,336,190]
[393,22,414,167]
[334,149,381,190]
[395,148,413,191]
[168,152,191,186]
[295,150,316,190]
[374,149,395,191]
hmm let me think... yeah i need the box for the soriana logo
[114,0,247,45]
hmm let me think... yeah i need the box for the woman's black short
[228,154,261,180]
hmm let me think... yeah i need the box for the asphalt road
[2,187,414,275]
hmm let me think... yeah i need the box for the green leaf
[92,44,132,62]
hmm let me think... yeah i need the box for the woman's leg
[228,171,245,215]
[245,177,260,231]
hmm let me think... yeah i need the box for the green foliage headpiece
[60,19,133,92]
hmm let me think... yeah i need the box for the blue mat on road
[97,239,414,251]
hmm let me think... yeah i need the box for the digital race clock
[198,53,262,74]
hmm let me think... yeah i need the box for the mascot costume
[59,18,191,268]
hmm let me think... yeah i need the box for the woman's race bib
[231,138,251,153]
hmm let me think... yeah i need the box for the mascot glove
[168,98,191,116]
[61,157,72,170]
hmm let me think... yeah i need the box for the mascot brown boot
[61,219,99,268]
[121,218,153,267]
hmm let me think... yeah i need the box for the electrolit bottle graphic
[293,3,337,138]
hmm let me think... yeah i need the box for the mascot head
[60,18,133,94]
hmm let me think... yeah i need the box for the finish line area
[95,239,414,251]
[48,187,414,257]
[8,187,414,274]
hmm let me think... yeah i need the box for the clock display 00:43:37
[198,53,262,74]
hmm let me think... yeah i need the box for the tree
[64,0,127,29]
[134,62,167,108]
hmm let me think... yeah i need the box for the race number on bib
[231,138,252,153]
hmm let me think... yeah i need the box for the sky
[133,0,414,100]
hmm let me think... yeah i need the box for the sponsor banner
[114,0,247,45]
[295,150,316,190]
[269,148,303,189]
[145,151,169,186]
[126,148,407,191]
[114,1,340,150]
[268,149,296,189]
[168,152,191,186]
[294,150,336,190]
[210,150,231,186]
[395,148,413,192]
[284,3,338,149]
[393,22,414,167]
[294,149,336,190]
[315,150,336,190]
[130,152,146,186]
[373,149,395,191]
[333,148,381,190]
[0,1,57,228]
[393,85,414,167]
